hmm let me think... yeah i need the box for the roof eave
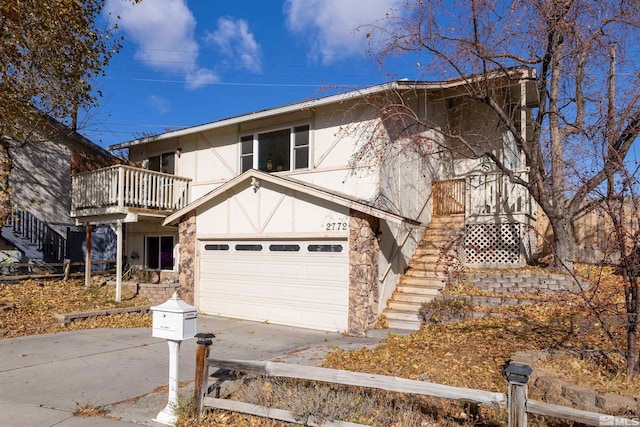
[163,170,416,227]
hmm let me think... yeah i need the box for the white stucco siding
[172,132,197,179]
[194,127,238,182]
[312,105,379,168]
[195,180,350,237]
[289,168,378,202]
[377,221,424,314]
[379,144,434,222]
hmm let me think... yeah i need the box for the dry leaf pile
[325,264,639,398]
[0,279,151,338]
[2,267,639,425]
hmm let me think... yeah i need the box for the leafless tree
[355,0,640,271]
[350,0,640,378]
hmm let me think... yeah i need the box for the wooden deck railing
[433,179,465,216]
[466,170,533,217]
[433,172,534,220]
[71,165,191,214]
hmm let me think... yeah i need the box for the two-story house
[2,114,119,266]
[71,68,538,334]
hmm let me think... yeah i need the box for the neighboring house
[71,68,539,334]
[2,114,119,265]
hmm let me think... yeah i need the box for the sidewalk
[0,316,394,426]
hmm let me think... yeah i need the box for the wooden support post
[115,220,123,302]
[84,225,92,289]
[505,363,532,427]
[63,259,71,282]
[194,333,215,419]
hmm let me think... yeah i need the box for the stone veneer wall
[137,283,180,305]
[178,211,196,305]
[469,272,585,294]
[121,282,179,305]
[348,210,379,336]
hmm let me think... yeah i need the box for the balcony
[71,165,191,221]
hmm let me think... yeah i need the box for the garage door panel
[199,239,348,331]
[264,262,305,277]
[202,283,345,307]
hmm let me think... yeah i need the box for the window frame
[145,235,175,271]
[240,124,311,173]
[147,152,175,174]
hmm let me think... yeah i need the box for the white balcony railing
[466,170,534,219]
[72,165,191,215]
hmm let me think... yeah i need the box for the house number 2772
[325,222,348,231]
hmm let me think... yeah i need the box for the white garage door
[198,240,349,332]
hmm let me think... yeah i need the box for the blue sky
[79,0,420,148]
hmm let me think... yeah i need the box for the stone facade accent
[178,211,196,304]
[348,210,379,336]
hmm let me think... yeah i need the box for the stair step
[398,286,441,301]
[410,257,448,266]
[400,275,445,285]
[393,292,440,303]
[431,214,464,224]
[422,227,464,235]
[380,214,464,331]
[384,308,422,322]
[408,260,444,270]
[387,298,435,311]
[417,240,462,249]
[415,243,450,251]
[413,253,445,264]
[385,318,421,331]
[403,269,445,278]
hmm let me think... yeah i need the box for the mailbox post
[151,292,197,426]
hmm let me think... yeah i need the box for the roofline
[42,114,114,159]
[109,82,399,150]
[163,169,418,227]
[109,66,536,151]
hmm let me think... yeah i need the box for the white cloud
[105,0,217,89]
[145,95,171,114]
[186,68,218,90]
[284,0,398,64]
[204,17,262,73]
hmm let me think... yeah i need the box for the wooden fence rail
[192,339,637,427]
[0,259,116,282]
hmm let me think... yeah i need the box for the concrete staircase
[383,214,465,330]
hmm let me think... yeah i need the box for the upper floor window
[148,152,175,174]
[240,125,310,173]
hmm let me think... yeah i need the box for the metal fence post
[194,332,215,418]
[505,362,532,427]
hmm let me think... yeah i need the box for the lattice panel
[464,223,522,265]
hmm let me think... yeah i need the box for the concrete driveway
[0,315,388,426]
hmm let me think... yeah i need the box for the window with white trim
[147,152,175,174]
[146,235,174,270]
[240,125,310,173]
